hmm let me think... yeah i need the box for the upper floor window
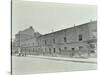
[79,34,82,41]
[33,42,34,46]
[64,37,67,42]
[53,39,55,44]
[44,40,47,45]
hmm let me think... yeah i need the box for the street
[12,56,97,75]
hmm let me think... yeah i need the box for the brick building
[12,21,97,58]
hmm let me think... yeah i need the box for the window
[53,39,55,44]
[59,48,61,50]
[64,47,67,50]
[64,37,67,42]
[44,40,47,45]
[53,48,56,53]
[91,50,95,53]
[45,48,46,51]
[71,48,75,56]
[59,48,61,54]
[79,46,83,50]
[33,42,34,46]
[38,48,40,50]
[72,48,75,51]
[45,48,47,53]
[49,48,51,53]
[79,46,83,49]
[33,48,34,52]
[79,34,82,41]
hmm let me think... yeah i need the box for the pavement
[12,56,97,75]
[26,55,97,64]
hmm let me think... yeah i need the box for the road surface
[12,56,97,75]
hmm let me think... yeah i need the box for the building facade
[12,21,97,58]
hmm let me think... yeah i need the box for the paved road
[12,56,97,75]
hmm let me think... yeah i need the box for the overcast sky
[12,0,97,38]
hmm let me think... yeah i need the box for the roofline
[39,20,97,37]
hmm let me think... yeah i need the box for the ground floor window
[33,48,34,52]
[53,48,56,53]
[44,48,47,53]
[71,48,75,57]
[64,47,67,50]
[79,46,83,50]
[90,50,95,53]
[72,48,75,51]
[49,48,51,53]
[59,48,61,54]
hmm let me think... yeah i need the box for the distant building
[12,21,97,58]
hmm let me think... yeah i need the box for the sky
[12,0,97,38]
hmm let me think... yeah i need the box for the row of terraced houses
[12,21,97,58]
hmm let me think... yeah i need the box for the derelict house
[12,21,97,58]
